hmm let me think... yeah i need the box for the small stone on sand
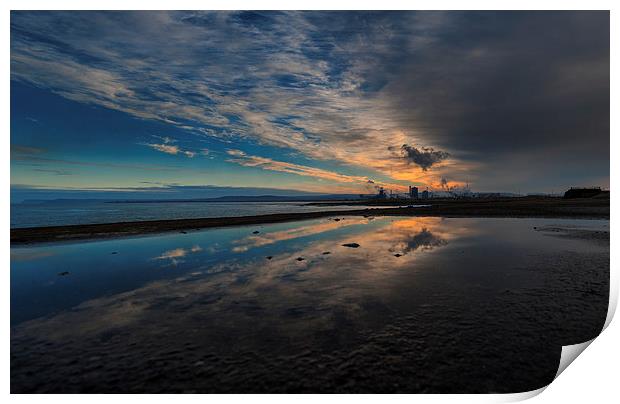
[296,257,305,261]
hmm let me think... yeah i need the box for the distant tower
[409,186,419,199]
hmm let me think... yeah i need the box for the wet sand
[10,197,609,245]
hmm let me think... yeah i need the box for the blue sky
[11,11,610,200]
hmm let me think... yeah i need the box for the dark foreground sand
[11,197,609,245]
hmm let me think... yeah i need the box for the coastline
[10,197,609,245]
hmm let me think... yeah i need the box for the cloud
[10,11,456,190]
[11,144,183,171]
[10,11,609,192]
[226,149,246,157]
[145,143,180,155]
[143,141,196,158]
[400,144,450,171]
[226,149,402,190]
[33,168,73,176]
[12,144,46,155]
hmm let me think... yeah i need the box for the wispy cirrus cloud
[11,143,182,171]
[32,168,73,176]
[144,143,196,158]
[10,11,458,190]
[145,143,180,155]
[142,136,196,157]
[225,149,399,191]
[11,145,46,155]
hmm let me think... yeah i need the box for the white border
[3,2,617,402]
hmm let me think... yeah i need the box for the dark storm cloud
[400,144,450,171]
[382,11,609,190]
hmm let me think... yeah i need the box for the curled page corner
[555,339,595,379]
[513,292,617,400]
[501,336,601,402]
[499,385,548,402]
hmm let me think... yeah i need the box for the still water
[11,216,609,393]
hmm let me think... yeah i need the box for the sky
[10,11,610,200]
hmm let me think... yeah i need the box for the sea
[10,200,411,228]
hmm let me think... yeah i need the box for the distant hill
[18,194,364,205]
[11,184,362,204]
[106,194,363,203]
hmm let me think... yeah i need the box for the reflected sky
[11,216,610,393]
[12,216,465,325]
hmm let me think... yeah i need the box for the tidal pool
[10,216,609,393]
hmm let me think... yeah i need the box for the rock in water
[342,243,360,248]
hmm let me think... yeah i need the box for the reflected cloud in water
[396,228,448,255]
[10,216,609,392]
[153,245,203,266]
[231,217,370,252]
[12,217,457,342]
[10,250,56,262]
